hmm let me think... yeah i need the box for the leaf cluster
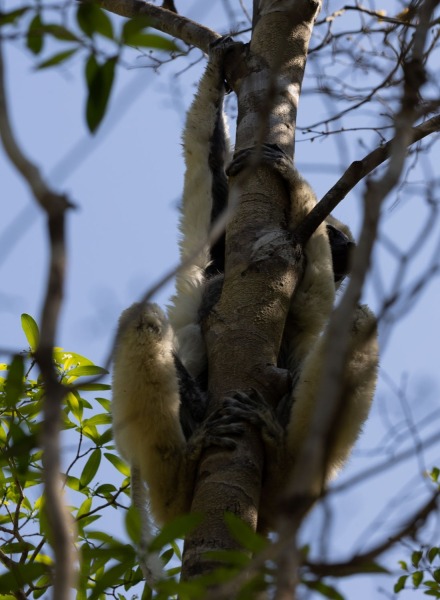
[0,1,180,132]
[0,314,150,598]
[395,545,440,597]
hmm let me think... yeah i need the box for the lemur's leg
[222,304,378,531]
[167,37,237,381]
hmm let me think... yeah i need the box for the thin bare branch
[296,113,440,243]
[307,491,440,577]
[0,36,76,600]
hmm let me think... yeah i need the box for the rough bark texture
[181,0,323,581]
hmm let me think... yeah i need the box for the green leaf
[104,452,130,476]
[413,571,424,587]
[68,365,109,378]
[65,475,82,491]
[394,575,408,594]
[150,513,204,552]
[53,350,94,369]
[125,505,142,545]
[412,551,423,568]
[433,569,440,583]
[77,3,113,39]
[97,427,113,445]
[42,24,79,42]
[430,467,439,483]
[96,397,111,412]
[27,15,44,55]
[88,562,128,600]
[95,483,117,495]
[85,55,117,133]
[36,48,78,69]
[0,7,29,26]
[65,391,83,422]
[83,414,112,426]
[121,16,151,42]
[80,448,101,487]
[224,512,266,553]
[303,580,344,600]
[399,561,408,571]
[428,548,439,563]
[77,497,93,519]
[4,354,24,407]
[76,383,111,391]
[124,32,179,52]
[0,563,48,592]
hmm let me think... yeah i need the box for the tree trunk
[181,0,323,581]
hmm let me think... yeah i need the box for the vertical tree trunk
[181,0,323,581]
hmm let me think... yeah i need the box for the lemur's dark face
[326,223,356,283]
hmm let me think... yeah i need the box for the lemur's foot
[222,390,285,450]
[186,405,245,460]
[227,143,294,182]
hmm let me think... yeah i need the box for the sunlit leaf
[80,449,102,487]
[104,452,130,476]
[69,365,108,378]
[83,414,111,427]
[77,497,93,519]
[4,355,24,407]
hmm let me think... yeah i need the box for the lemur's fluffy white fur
[279,169,335,377]
[112,303,194,525]
[168,58,231,380]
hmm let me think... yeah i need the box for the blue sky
[1,1,440,598]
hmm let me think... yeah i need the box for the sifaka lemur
[111,35,378,563]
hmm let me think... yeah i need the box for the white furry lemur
[112,35,379,568]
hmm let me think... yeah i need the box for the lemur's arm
[168,38,233,379]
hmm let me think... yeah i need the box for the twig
[296,113,440,245]
[307,491,440,577]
